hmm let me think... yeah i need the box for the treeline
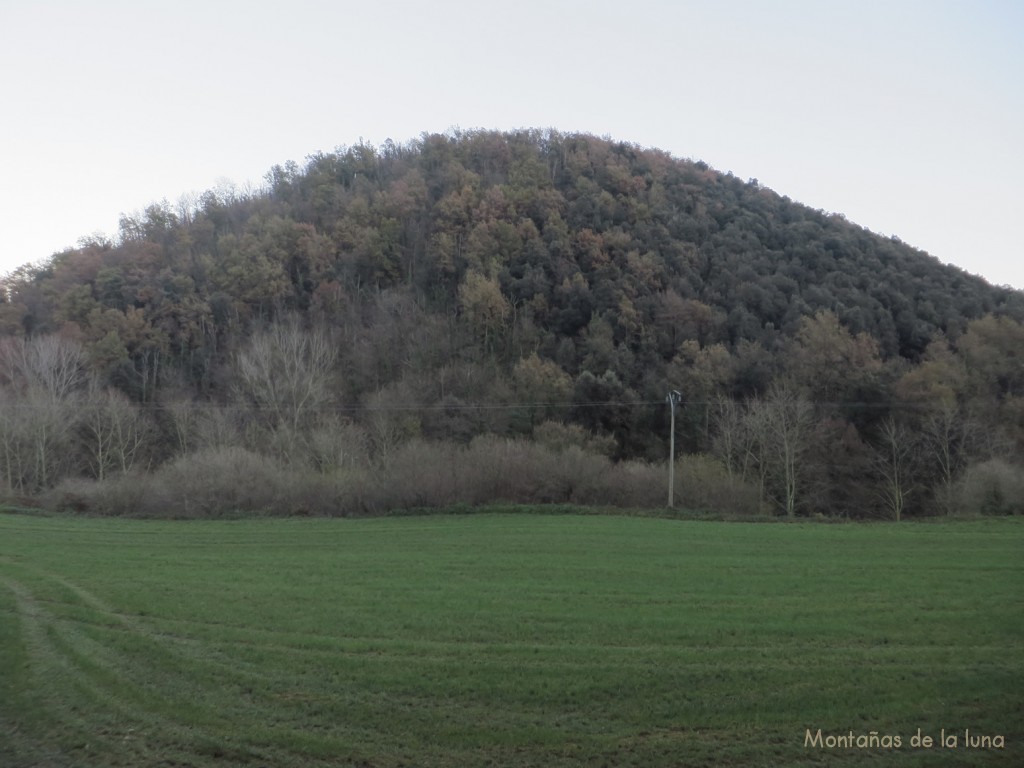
[1,129,1022,518]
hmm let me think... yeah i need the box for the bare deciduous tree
[874,417,917,521]
[0,388,29,493]
[759,385,815,518]
[0,335,84,400]
[921,404,969,515]
[0,336,85,491]
[165,398,200,457]
[235,318,338,461]
[363,385,422,463]
[80,384,150,480]
[712,394,760,492]
[712,387,814,517]
[20,389,77,491]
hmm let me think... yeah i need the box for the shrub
[367,437,613,511]
[674,454,764,515]
[45,474,154,517]
[39,438,764,518]
[577,458,663,508]
[307,419,371,473]
[150,447,289,516]
[532,421,616,457]
[954,458,1024,516]
[370,439,461,510]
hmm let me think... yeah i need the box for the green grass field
[0,510,1021,767]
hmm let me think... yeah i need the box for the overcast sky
[2,0,1021,289]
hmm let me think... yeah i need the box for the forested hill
[2,129,1023,518]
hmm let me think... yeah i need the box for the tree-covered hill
[2,129,1022,518]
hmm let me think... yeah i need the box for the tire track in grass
[0,563,284,767]
[38,578,598,761]
[41,571,383,752]
[3,561,378,767]
[0,570,135,766]
[0,571,71,768]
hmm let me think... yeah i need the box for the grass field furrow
[1,571,163,765]
[1,511,1021,767]
[0,565,315,767]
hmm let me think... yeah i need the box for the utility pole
[666,390,682,507]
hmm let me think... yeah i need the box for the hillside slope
[1,129,1022,517]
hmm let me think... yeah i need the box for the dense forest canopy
[1,129,1022,518]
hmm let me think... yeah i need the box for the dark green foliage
[5,130,1021,369]
[1,129,1023,516]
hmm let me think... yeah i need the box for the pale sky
[2,0,1022,289]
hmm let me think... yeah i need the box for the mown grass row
[1,511,1021,766]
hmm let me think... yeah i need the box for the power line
[0,396,981,413]
[0,399,662,413]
